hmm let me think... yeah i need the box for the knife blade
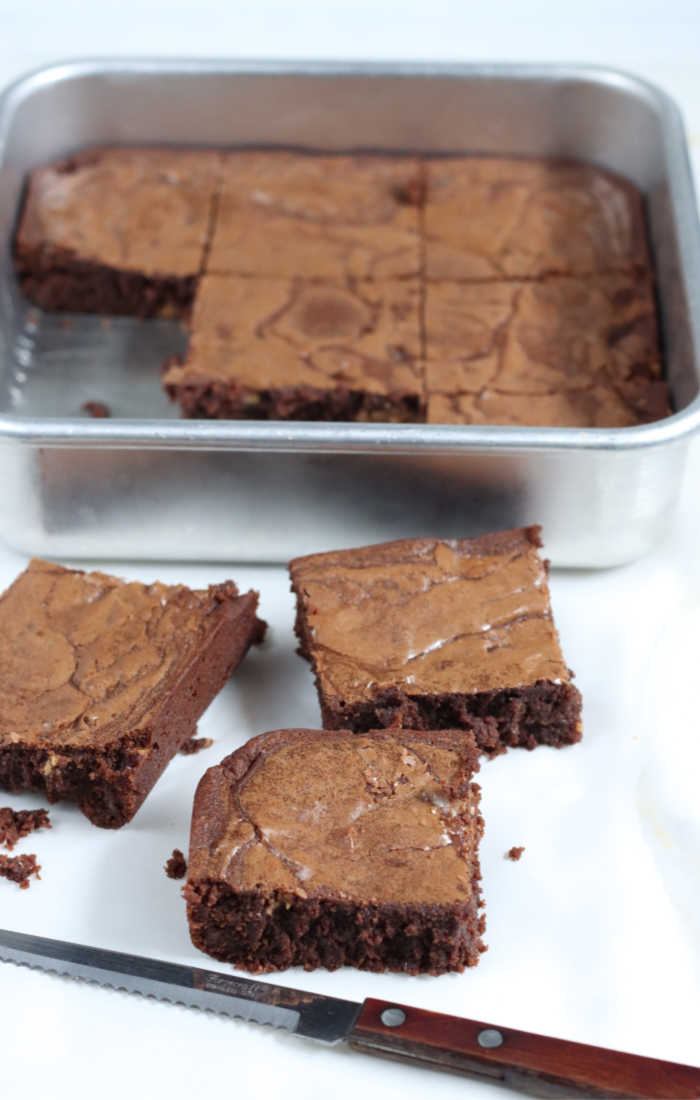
[1,928,698,1100]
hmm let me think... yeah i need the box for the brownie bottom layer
[320,680,583,753]
[167,378,424,422]
[0,735,195,829]
[185,885,485,975]
[17,248,196,318]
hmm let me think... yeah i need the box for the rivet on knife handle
[348,999,700,1099]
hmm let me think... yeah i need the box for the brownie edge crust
[185,728,485,975]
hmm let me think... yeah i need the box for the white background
[0,2,699,1097]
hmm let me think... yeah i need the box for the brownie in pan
[14,147,669,427]
[162,273,424,422]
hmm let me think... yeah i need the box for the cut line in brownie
[185,727,485,974]
[289,526,582,752]
[14,147,223,317]
[0,559,266,828]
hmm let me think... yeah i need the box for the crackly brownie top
[188,728,481,905]
[425,273,667,426]
[16,147,222,278]
[290,527,571,703]
[424,157,649,280]
[0,559,252,749]
[162,274,423,399]
[207,152,422,280]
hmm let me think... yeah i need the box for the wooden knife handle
[349,999,700,1098]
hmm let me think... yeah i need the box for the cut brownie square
[290,527,582,752]
[207,152,422,280]
[163,274,424,421]
[15,147,223,317]
[424,157,650,281]
[0,560,266,828]
[425,274,669,426]
[185,727,485,974]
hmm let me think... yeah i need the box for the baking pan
[0,59,698,567]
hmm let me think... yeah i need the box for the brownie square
[423,156,650,281]
[207,152,422,280]
[163,274,424,421]
[0,560,265,828]
[290,527,582,752]
[185,727,485,974]
[15,147,223,317]
[425,275,669,426]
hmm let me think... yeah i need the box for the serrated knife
[0,928,698,1099]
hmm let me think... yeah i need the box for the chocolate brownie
[163,275,424,421]
[0,560,266,828]
[15,147,222,317]
[425,274,669,427]
[423,157,650,280]
[290,527,582,752]
[0,806,51,850]
[185,727,485,974]
[207,152,422,280]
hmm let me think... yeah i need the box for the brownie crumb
[506,846,525,861]
[81,400,111,418]
[165,848,187,879]
[179,736,213,756]
[0,853,41,888]
[0,807,51,851]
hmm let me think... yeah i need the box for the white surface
[0,2,699,1097]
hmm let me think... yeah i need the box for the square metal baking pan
[0,59,698,567]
